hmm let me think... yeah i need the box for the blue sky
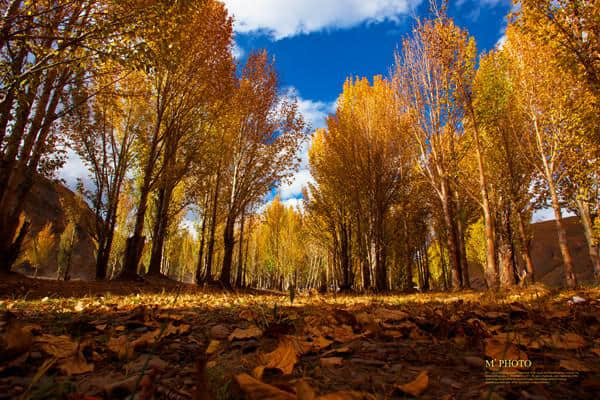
[222,0,516,210]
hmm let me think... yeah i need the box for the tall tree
[218,51,306,288]
[121,0,235,279]
[503,25,595,288]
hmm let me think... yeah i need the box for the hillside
[529,216,595,286]
[11,173,97,280]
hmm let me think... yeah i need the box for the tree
[67,66,144,279]
[503,25,595,288]
[0,0,147,271]
[121,0,235,279]
[218,51,306,288]
[519,0,600,106]
[393,16,476,289]
[471,49,536,286]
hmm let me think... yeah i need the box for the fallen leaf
[108,335,134,360]
[229,325,263,341]
[485,337,528,364]
[239,309,257,321]
[551,333,586,350]
[320,357,343,367]
[316,392,376,399]
[235,373,295,400]
[125,355,168,374]
[560,359,590,371]
[131,329,161,348]
[36,334,78,359]
[210,324,230,340]
[591,348,600,357]
[545,309,570,319]
[374,308,409,321]
[206,340,221,355]
[322,346,352,357]
[1,318,33,360]
[330,325,360,343]
[252,365,265,379]
[57,352,94,375]
[396,371,429,397]
[464,356,485,368]
[263,337,298,375]
[296,379,316,400]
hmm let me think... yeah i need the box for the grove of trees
[1,0,597,292]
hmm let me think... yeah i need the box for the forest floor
[0,273,599,400]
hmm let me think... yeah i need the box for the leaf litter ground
[0,274,599,399]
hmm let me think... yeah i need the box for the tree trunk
[423,244,430,291]
[339,221,351,291]
[374,213,387,291]
[148,185,173,276]
[516,210,535,282]
[548,180,577,288]
[205,168,222,282]
[440,180,462,290]
[575,197,600,279]
[454,190,470,289]
[195,192,209,284]
[121,171,152,279]
[219,214,235,288]
[235,208,246,288]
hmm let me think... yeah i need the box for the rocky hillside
[529,216,594,286]
[12,173,97,280]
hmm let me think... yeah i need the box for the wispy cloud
[222,0,422,40]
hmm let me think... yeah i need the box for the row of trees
[0,0,306,288]
[298,1,599,291]
[2,0,597,292]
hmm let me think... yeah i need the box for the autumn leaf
[210,324,231,340]
[395,371,429,397]
[206,340,221,355]
[108,335,133,360]
[550,333,586,350]
[36,334,78,359]
[229,325,263,341]
[560,359,590,372]
[316,392,376,400]
[296,379,316,400]
[1,318,33,360]
[320,357,343,367]
[57,352,94,376]
[262,336,298,375]
[234,373,295,400]
[374,308,409,321]
[485,337,528,364]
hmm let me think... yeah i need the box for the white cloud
[279,169,314,200]
[495,34,507,49]
[275,88,334,201]
[222,0,421,39]
[180,219,198,240]
[456,0,508,7]
[60,149,89,190]
[232,40,244,59]
[286,87,336,131]
[281,197,305,211]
